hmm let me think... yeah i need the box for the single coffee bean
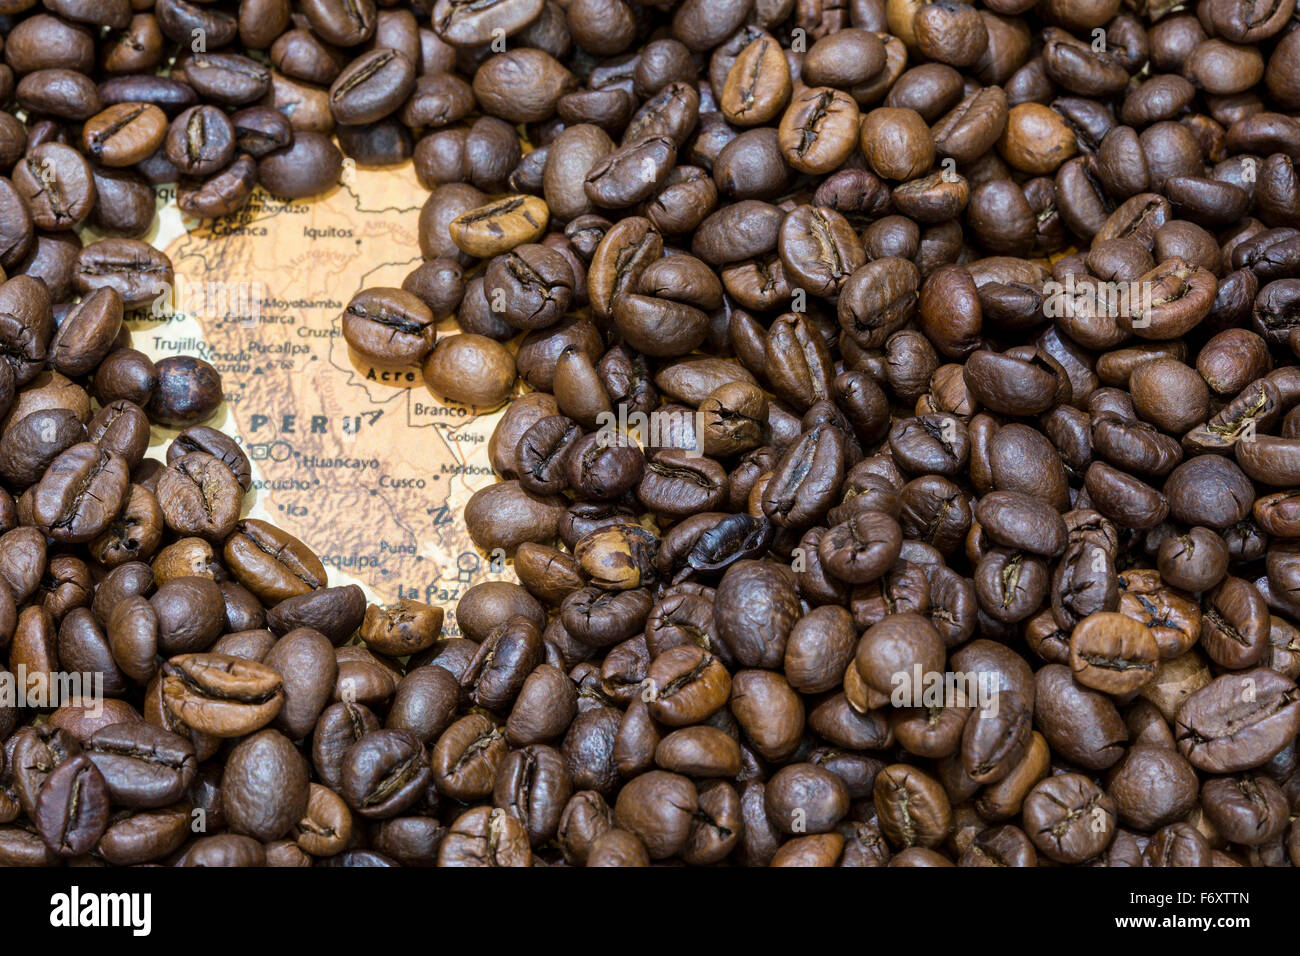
[161,653,285,738]
[34,754,110,857]
[82,105,168,168]
[155,453,242,541]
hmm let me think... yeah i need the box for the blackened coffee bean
[145,356,222,427]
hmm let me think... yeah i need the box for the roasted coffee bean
[34,753,109,857]
[88,483,161,568]
[448,195,550,259]
[975,491,1066,557]
[0,409,84,489]
[164,106,236,178]
[265,628,337,740]
[339,727,430,819]
[423,334,517,407]
[873,764,951,849]
[258,132,343,199]
[342,287,436,366]
[86,723,195,809]
[720,36,791,127]
[143,356,222,427]
[230,107,294,160]
[1069,612,1159,694]
[585,136,676,209]
[472,49,575,125]
[82,104,168,169]
[167,426,251,491]
[818,511,902,585]
[635,450,726,519]
[156,453,242,541]
[779,88,860,175]
[484,244,575,331]
[1035,664,1127,769]
[1158,527,1230,592]
[1022,774,1116,863]
[223,729,310,841]
[31,443,128,543]
[330,49,416,127]
[161,653,285,738]
[433,714,506,803]
[151,576,225,655]
[300,0,377,47]
[1176,669,1300,772]
[73,238,172,310]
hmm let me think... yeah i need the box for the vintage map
[129,161,509,632]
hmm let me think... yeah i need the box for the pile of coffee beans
[2,0,1300,867]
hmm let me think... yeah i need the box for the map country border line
[143,165,516,609]
[167,191,324,250]
[240,430,470,589]
[168,180,424,288]
[175,177,423,234]
[324,250,513,493]
[328,254,426,400]
[338,178,425,216]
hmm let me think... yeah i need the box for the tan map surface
[133,161,508,633]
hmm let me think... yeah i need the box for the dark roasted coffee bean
[258,132,344,200]
[32,443,129,543]
[73,238,173,309]
[164,106,236,178]
[331,49,417,126]
[1176,669,1300,772]
[1022,773,1115,863]
[34,754,109,857]
[86,723,195,809]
